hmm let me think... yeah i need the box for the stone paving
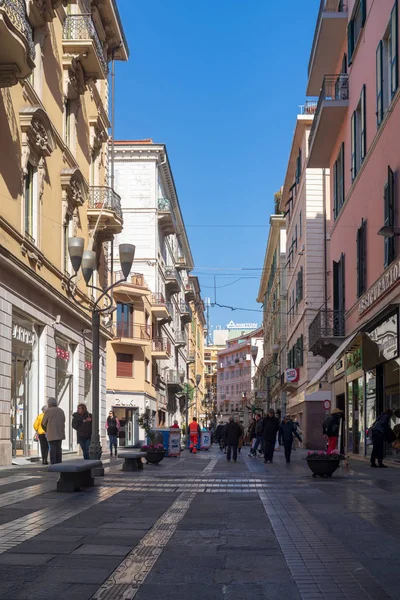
[0,447,399,599]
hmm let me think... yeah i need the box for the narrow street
[0,447,399,600]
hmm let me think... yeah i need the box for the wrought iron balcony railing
[0,0,35,61]
[158,197,172,211]
[115,322,151,341]
[308,74,349,152]
[63,14,108,75]
[165,369,182,385]
[308,1,347,76]
[152,337,171,355]
[89,186,122,219]
[180,300,192,317]
[175,331,187,345]
[299,100,317,115]
[309,309,345,352]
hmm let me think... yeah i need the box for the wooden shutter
[390,0,399,99]
[356,219,366,297]
[360,85,366,162]
[116,353,133,377]
[384,167,396,266]
[333,159,338,219]
[376,41,384,127]
[351,111,357,181]
[299,267,303,301]
[348,20,355,65]
[339,143,345,209]
[361,0,367,26]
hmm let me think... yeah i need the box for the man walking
[279,415,302,463]
[189,417,201,454]
[41,397,65,465]
[215,421,225,450]
[248,413,264,457]
[322,408,343,453]
[263,409,279,464]
[224,415,241,462]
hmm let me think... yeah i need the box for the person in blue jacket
[279,415,302,463]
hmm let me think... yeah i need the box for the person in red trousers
[189,417,201,454]
[322,408,343,453]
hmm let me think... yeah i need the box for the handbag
[384,427,396,444]
[33,432,39,442]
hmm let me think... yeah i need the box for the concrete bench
[48,459,103,492]
[119,451,147,472]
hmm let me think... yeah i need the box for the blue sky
[115,0,319,334]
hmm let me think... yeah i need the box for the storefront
[55,336,75,451]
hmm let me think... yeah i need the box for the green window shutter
[348,20,355,65]
[351,111,357,181]
[299,336,304,367]
[339,142,345,209]
[299,267,303,301]
[360,85,366,161]
[361,0,367,26]
[376,41,384,127]
[390,0,399,99]
[333,159,338,219]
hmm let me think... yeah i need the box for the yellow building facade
[187,276,206,423]
[0,0,128,464]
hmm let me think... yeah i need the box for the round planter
[306,458,341,478]
[145,450,166,464]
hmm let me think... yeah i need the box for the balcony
[174,332,187,348]
[152,337,171,360]
[309,309,345,359]
[113,322,151,347]
[308,74,349,168]
[62,14,108,81]
[0,0,35,87]
[184,281,195,301]
[151,293,171,321]
[175,255,186,270]
[157,197,175,235]
[165,266,180,295]
[307,0,348,96]
[299,100,317,116]
[113,272,149,301]
[165,369,183,389]
[88,186,123,236]
[180,300,192,324]
[187,352,195,363]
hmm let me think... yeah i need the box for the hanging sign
[285,368,299,383]
[85,360,93,370]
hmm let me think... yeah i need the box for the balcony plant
[138,410,166,464]
[305,449,345,478]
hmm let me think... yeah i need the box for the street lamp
[67,237,135,465]
[377,225,400,237]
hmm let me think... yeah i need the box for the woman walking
[371,409,394,468]
[72,403,92,460]
[106,410,120,457]
[33,406,49,465]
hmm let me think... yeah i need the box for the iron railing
[299,100,318,115]
[165,266,179,281]
[0,0,35,61]
[158,197,172,211]
[116,322,151,340]
[180,300,192,318]
[152,337,171,355]
[308,74,349,152]
[89,186,122,219]
[152,292,166,305]
[175,331,187,345]
[165,369,182,385]
[63,14,108,75]
[309,309,345,352]
[308,1,347,76]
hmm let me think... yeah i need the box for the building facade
[279,108,330,448]
[257,215,287,415]
[204,344,221,426]
[108,140,195,441]
[306,0,400,458]
[216,328,263,426]
[0,0,128,464]
[187,276,206,424]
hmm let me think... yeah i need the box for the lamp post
[67,237,135,464]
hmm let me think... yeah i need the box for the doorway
[11,355,30,457]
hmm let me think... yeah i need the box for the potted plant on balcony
[305,449,345,478]
[138,410,166,464]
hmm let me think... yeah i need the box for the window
[377,2,399,128]
[64,99,71,146]
[299,211,302,238]
[356,218,367,297]
[63,214,71,273]
[145,358,150,382]
[24,163,37,242]
[348,0,366,65]
[296,267,304,306]
[351,86,366,181]
[333,254,345,336]
[384,166,396,267]
[116,303,133,337]
[333,143,345,219]
[116,353,133,377]
[295,148,302,184]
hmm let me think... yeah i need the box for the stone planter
[143,449,166,464]
[306,458,341,478]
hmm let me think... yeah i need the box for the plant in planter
[138,410,165,464]
[305,449,346,478]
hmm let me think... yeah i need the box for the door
[125,408,135,446]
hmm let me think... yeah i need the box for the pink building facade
[307,0,400,458]
[216,328,263,425]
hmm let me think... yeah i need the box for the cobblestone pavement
[0,447,399,599]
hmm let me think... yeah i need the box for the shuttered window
[348,0,367,65]
[384,166,396,267]
[116,353,133,377]
[376,41,384,127]
[356,218,366,297]
[390,0,399,99]
[360,85,367,162]
[351,112,357,181]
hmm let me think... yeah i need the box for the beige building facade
[187,276,206,424]
[0,0,128,464]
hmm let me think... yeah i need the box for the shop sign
[366,313,398,363]
[114,398,137,407]
[359,259,400,315]
[12,323,35,346]
[285,368,299,383]
[333,358,345,377]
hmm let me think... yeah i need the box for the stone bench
[119,451,147,472]
[48,459,103,492]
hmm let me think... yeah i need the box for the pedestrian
[33,405,49,465]
[371,409,395,468]
[189,417,201,454]
[236,417,244,453]
[279,415,302,463]
[247,417,256,447]
[72,403,92,460]
[292,420,302,451]
[263,409,280,464]
[322,408,343,453]
[170,419,180,429]
[215,421,225,450]
[224,415,241,462]
[41,397,65,465]
[106,410,120,457]
[249,413,264,457]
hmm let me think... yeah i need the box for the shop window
[384,166,396,267]
[116,353,133,377]
[333,143,345,219]
[84,349,92,411]
[356,218,367,297]
[347,0,366,65]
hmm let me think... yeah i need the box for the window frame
[356,218,367,297]
[116,353,133,378]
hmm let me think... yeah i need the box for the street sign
[285,368,299,383]
[323,400,331,410]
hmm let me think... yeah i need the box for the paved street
[0,446,399,599]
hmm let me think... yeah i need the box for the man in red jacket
[189,417,201,454]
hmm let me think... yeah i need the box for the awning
[307,331,360,392]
